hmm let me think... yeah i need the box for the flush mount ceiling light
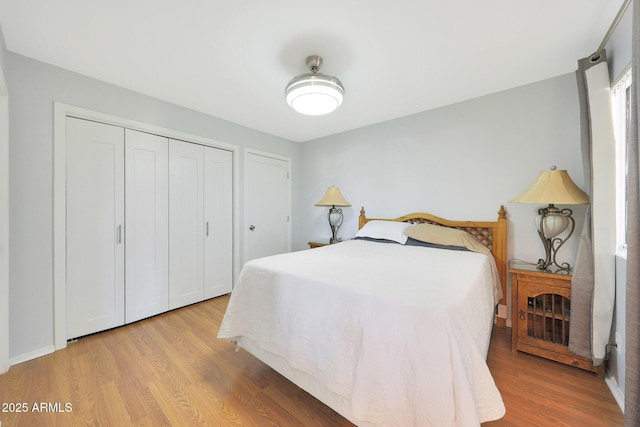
[285,55,345,116]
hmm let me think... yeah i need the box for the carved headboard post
[358,207,367,229]
[494,205,508,328]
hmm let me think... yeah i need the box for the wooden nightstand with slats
[510,261,603,376]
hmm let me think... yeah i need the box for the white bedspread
[218,240,505,426]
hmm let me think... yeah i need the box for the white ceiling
[0,1,624,142]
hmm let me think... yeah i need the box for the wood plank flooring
[484,326,623,427]
[0,295,624,426]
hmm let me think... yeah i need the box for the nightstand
[510,261,603,376]
[308,241,329,249]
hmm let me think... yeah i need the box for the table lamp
[510,166,589,273]
[315,186,351,244]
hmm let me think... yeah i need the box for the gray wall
[6,52,301,359]
[607,1,633,82]
[296,73,586,283]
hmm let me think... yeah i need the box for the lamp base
[535,204,575,274]
[328,206,343,244]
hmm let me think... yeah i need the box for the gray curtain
[625,1,639,425]
[571,55,597,360]
[571,53,616,365]
[569,52,606,359]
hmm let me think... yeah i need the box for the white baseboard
[604,370,625,413]
[9,345,55,367]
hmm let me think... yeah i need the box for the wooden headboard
[359,206,508,328]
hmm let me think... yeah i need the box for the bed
[218,206,508,426]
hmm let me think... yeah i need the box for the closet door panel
[66,117,125,339]
[169,140,204,309]
[204,147,233,299]
[125,130,169,323]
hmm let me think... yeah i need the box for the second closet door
[169,140,233,309]
[203,147,233,299]
[169,140,204,309]
[125,129,169,323]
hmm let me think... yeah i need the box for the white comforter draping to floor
[218,240,505,426]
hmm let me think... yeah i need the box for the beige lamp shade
[315,186,351,207]
[509,168,589,205]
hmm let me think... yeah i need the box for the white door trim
[0,71,9,373]
[53,102,239,350]
[243,148,292,265]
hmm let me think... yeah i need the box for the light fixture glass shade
[286,74,344,115]
[315,186,351,207]
[285,55,345,116]
[509,168,589,204]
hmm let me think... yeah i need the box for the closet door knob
[249,225,255,231]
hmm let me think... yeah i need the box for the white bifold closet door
[169,140,204,309]
[66,118,125,339]
[66,118,231,338]
[203,147,233,299]
[169,139,232,310]
[124,129,169,323]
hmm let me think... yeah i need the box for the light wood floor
[0,295,624,426]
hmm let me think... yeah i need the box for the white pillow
[354,220,411,244]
